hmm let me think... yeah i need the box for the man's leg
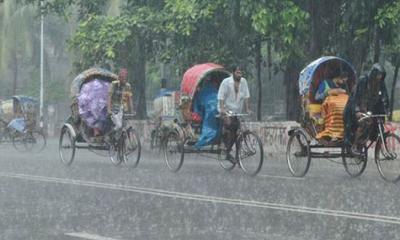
[352,119,371,155]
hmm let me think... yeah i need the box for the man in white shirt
[217,65,251,160]
[218,65,251,115]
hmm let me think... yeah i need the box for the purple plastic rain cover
[77,79,110,130]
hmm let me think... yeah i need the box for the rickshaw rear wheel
[342,146,367,178]
[59,127,76,166]
[375,133,400,183]
[237,131,264,176]
[286,130,311,177]
[24,130,46,153]
[12,132,27,152]
[164,131,184,172]
[121,128,141,169]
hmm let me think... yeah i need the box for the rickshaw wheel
[342,146,367,178]
[375,133,400,183]
[59,127,76,166]
[121,128,141,169]
[12,132,27,152]
[164,131,184,172]
[237,131,264,176]
[24,130,46,153]
[286,130,311,177]
[218,142,236,171]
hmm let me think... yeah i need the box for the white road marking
[1,171,400,225]
[258,174,305,180]
[65,232,121,240]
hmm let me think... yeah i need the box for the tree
[376,0,400,119]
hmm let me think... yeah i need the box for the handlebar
[358,112,388,122]
[123,114,136,120]
[216,111,250,118]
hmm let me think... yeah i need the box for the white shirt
[217,76,250,113]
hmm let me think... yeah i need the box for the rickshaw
[163,63,264,176]
[58,68,141,167]
[150,90,179,151]
[286,56,400,182]
[0,95,46,152]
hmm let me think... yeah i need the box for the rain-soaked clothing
[343,64,389,145]
[193,81,220,148]
[109,81,132,113]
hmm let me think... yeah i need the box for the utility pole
[40,0,44,127]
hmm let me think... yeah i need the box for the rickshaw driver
[218,65,251,160]
[106,68,134,134]
[343,63,389,155]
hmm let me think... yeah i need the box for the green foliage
[376,0,400,27]
[68,14,132,70]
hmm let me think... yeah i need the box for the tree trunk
[389,59,400,121]
[131,35,147,119]
[373,25,381,63]
[267,38,272,82]
[230,0,241,60]
[11,49,18,95]
[309,0,322,58]
[255,36,262,121]
[285,63,300,120]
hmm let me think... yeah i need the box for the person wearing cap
[344,63,389,154]
[107,68,133,115]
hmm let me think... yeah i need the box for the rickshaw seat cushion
[308,104,322,114]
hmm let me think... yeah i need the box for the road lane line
[258,174,305,180]
[1,171,400,225]
[65,232,121,240]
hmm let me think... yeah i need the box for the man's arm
[217,80,227,114]
[219,100,226,114]
[244,98,251,113]
[243,79,251,113]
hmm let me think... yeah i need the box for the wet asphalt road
[0,139,399,240]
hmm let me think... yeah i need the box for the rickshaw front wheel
[375,133,400,183]
[59,127,76,166]
[121,128,141,169]
[164,131,184,172]
[286,129,311,177]
[237,131,264,176]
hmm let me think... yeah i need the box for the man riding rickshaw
[163,63,263,176]
[343,63,389,155]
